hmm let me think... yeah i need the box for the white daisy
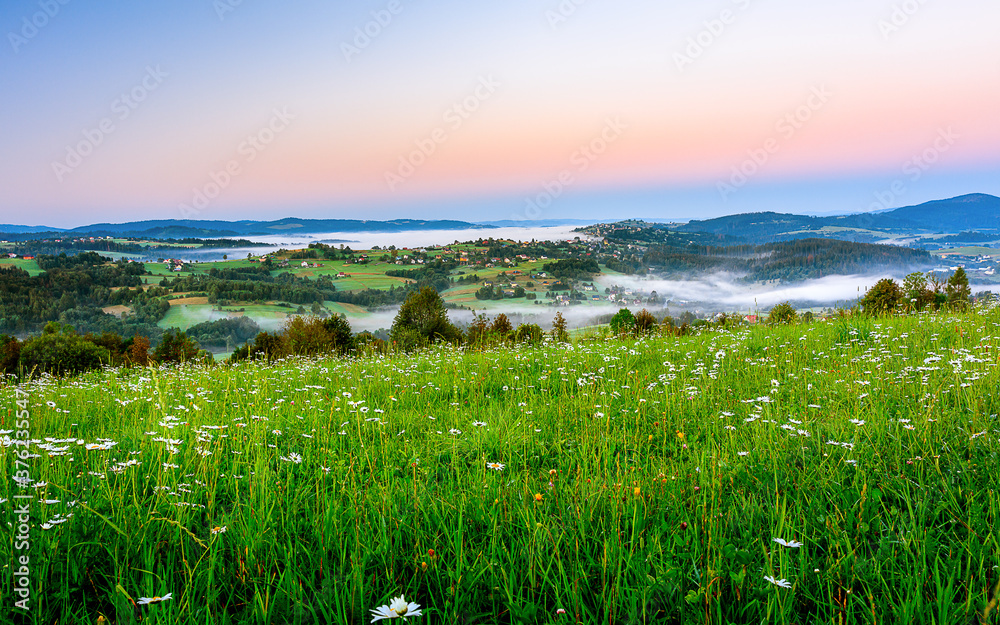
[137,593,173,605]
[764,576,792,589]
[370,595,423,621]
[486,462,505,471]
[772,537,803,548]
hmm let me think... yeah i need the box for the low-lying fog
[164,226,591,263]
[221,271,994,335]
[339,273,908,334]
[596,273,884,311]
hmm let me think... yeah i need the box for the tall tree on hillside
[551,312,569,343]
[128,335,151,366]
[946,267,971,310]
[902,272,932,311]
[321,314,355,355]
[390,287,461,348]
[610,308,636,336]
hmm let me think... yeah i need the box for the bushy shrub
[321,314,356,355]
[247,331,288,362]
[610,308,636,336]
[284,316,331,356]
[153,329,200,363]
[19,324,110,375]
[1,334,22,376]
[766,302,798,325]
[489,314,513,339]
[464,314,491,349]
[354,331,387,355]
[390,287,461,346]
[860,278,903,316]
[391,326,428,352]
[514,323,544,344]
[634,309,657,335]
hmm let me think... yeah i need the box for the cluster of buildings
[932,252,997,278]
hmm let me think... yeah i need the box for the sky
[1,0,998,228]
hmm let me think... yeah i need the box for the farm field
[3,305,1000,623]
[933,247,999,257]
[0,258,42,276]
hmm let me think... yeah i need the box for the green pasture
[933,246,999,256]
[0,257,42,276]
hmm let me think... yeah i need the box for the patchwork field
[3,305,1000,623]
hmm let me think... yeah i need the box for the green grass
[0,258,42,276]
[933,246,999,256]
[158,303,293,331]
[157,303,225,330]
[4,306,1000,623]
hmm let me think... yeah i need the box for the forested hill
[747,239,934,282]
[674,194,1000,242]
[639,238,934,281]
[880,193,1000,231]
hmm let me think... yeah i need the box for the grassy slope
[4,308,999,624]
[0,258,42,276]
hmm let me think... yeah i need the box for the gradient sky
[1,0,998,228]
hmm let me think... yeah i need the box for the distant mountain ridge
[881,193,1000,231]
[0,224,65,234]
[3,194,995,242]
[1,218,494,240]
[676,194,1000,241]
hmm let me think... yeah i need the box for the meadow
[0,258,42,277]
[2,305,1000,624]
